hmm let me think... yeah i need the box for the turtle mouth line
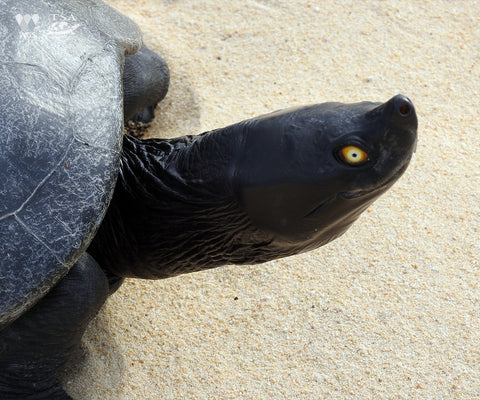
[305,159,412,218]
[340,188,380,200]
[304,194,337,218]
[339,161,411,200]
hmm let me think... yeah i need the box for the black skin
[0,46,418,398]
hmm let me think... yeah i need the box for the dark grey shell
[0,0,142,328]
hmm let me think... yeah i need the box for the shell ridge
[14,214,64,265]
[0,137,76,222]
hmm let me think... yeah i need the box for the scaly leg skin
[123,45,170,125]
[0,254,109,400]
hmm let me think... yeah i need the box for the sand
[61,1,480,399]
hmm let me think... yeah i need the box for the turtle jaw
[338,155,413,201]
[303,157,412,217]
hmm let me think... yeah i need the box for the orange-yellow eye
[339,146,369,165]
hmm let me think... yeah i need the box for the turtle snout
[368,94,417,129]
[362,94,418,162]
[394,95,414,118]
[380,94,418,153]
[391,94,415,119]
[386,94,417,127]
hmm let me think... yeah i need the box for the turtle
[0,0,418,398]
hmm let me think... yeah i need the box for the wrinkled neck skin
[90,127,289,280]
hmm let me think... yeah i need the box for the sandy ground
[61,1,479,399]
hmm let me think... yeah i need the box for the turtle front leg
[0,254,109,400]
[123,45,170,127]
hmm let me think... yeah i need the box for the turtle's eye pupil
[338,146,369,166]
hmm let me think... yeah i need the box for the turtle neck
[88,131,276,280]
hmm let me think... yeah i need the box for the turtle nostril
[398,101,412,117]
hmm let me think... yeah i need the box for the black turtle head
[234,94,417,251]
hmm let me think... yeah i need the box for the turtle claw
[124,107,156,137]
